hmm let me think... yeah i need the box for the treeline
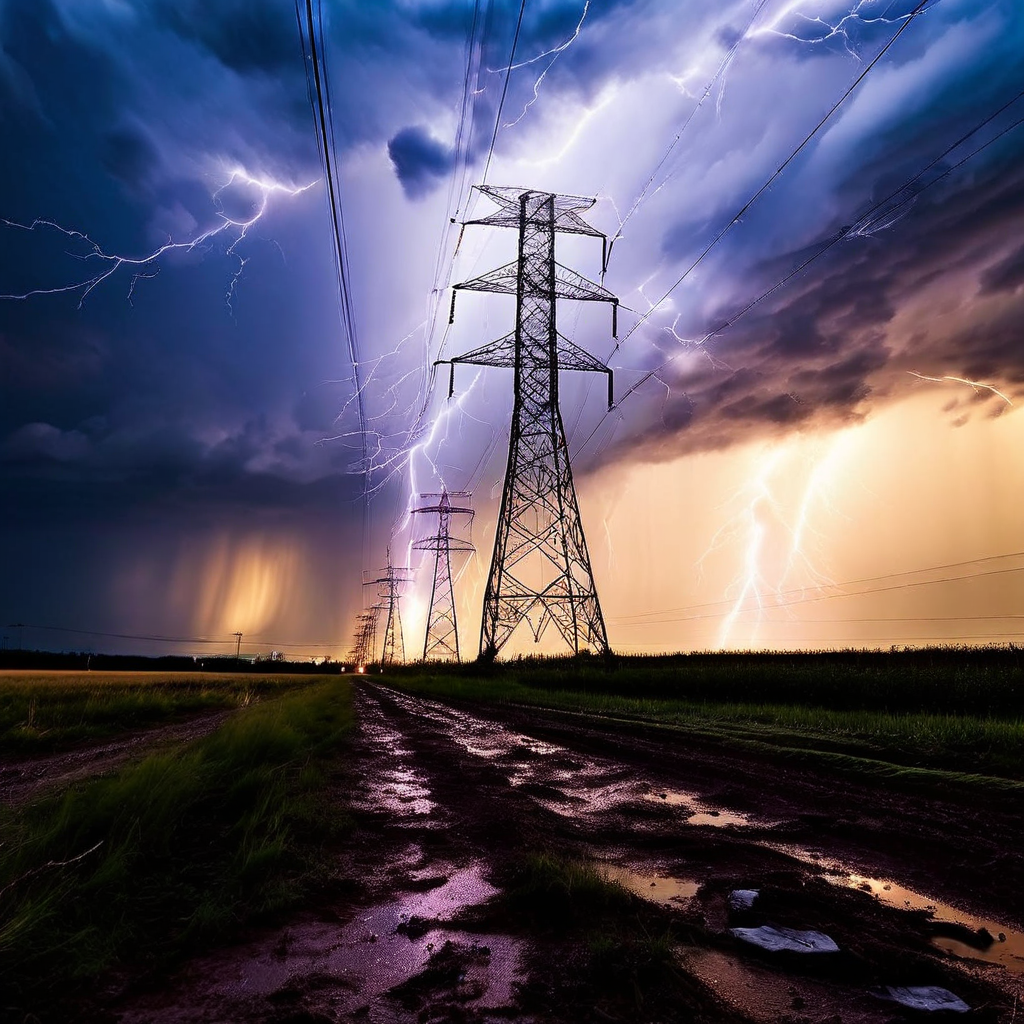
[0,650,340,674]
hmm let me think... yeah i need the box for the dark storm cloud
[153,0,297,75]
[388,126,456,199]
[2,0,1024,636]
[980,243,1024,295]
[606,133,1024,465]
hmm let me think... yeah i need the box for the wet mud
[99,683,1022,1022]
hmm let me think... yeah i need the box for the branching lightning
[907,371,1014,407]
[701,435,851,649]
[499,1,590,129]
[755,0,927,60]
[1,167,316,311]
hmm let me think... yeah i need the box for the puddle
[827,873,1024,976]
[355,707,435,818]
[644,789,752,828]
[116,864,521,1022]
[384,689,762,833]
[600,863,700,908]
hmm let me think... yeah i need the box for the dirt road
[106,682,1022,1023]
[0,709,235,807]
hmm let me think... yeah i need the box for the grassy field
[0,676,354,1015]
[385,649,1024,787]
[0,671,314,755]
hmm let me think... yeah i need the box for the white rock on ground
[730,925,840,953]
[882,986,970,1013]
[728,889,759,911]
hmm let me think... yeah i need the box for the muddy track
[100,683,1021,1023]
[0,709,235,807]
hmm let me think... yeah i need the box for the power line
[696,90,1024,346]
[6,623,345,651]
[481,0,528,186]
[611,552,1024,622]
[607,0,774,254]
[297,0,369,566]
[573,81,1024,461]
[608,563,1024,628]
[617,0,933,349]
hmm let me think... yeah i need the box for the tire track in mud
[365,684,1022,1021]
[103,684,1020,1023]
[0,709,235,807]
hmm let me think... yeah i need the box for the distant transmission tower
[349,609,378,667]
[443,186,617,661]
[413,490,475,662]
[363,551,413,665]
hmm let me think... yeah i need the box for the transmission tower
[349,609,379,667]
[413,490,475,662]
[443,186,617,661]
[363,551,413,666]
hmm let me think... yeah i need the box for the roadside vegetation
[496,851,720,1021]
[0,677,354,1017]
[0,671,311,755]
[385,648,1024,786]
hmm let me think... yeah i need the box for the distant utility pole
[363,552,413,666]
[413,490,475,662]
[233,631,243,660]
[9,623,25,651]
[443,186,617,661]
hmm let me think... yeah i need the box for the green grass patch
[0,677,354,1012]
[502,851,635,929]
[0,671,312,754]
[384,650,1024,786]
[500,852,710,1019]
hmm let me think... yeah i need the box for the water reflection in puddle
[384,689,757,830]
[827,873,1024,976]
[117,865,520,1023]
[601,864,700,908]
[644,789,752,828]
[356,708,435,818]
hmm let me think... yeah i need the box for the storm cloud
[1,0,1022,650]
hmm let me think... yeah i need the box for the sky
[1,0,1022,659]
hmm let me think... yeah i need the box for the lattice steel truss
[443,186,617,660]
[413,490,475,662]
[349,608,379,667]
[363,552,412,665]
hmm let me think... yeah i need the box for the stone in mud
[728,889,759,911]
[880,986,970,1013]
[730,925,840,954]
[395,914,434,939]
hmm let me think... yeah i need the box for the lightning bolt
[0,165,317,312]
[499,0,590,130]
[907,371,1014,407]
[701,434,850,649]
[754,0,924,60]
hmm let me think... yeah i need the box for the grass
[0,677,354,1014]
[0,671,313,754]
[500,851,709,1019]
[502,851,636,928]
[385,649,1024,786]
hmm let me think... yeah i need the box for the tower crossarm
[439,332,613,406]
[466,185,605,239]
[451,262,616,305]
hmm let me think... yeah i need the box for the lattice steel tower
[413,490,475,662]
[444,186,617,661]
[349,609,379,667]
[363,551,412,665]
